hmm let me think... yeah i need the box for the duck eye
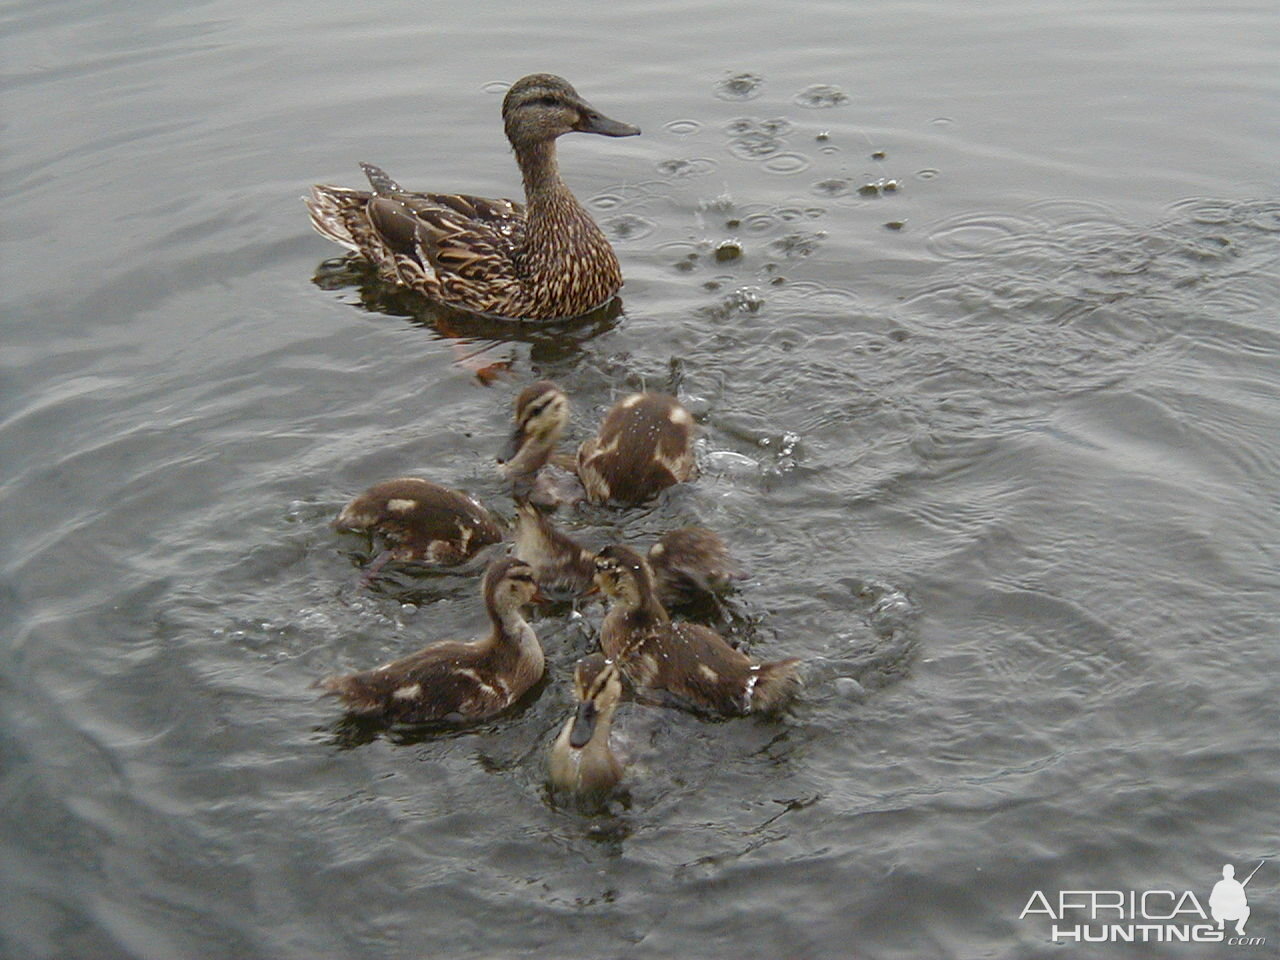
[535,95,559,108]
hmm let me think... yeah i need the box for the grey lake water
[3,1,1279,958]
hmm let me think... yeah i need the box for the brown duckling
[512,498,743,609]
[332,477,505,577]
[511,499,596,600]
[548,654,625,799]
[317,557,545,723]
[307,74,640,321]
[647,526,746,608]
[498,381,697,506]
[593,545,801,716]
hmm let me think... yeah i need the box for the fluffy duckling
[498,381,697,506]
[512,498,743,610]
[307,74,640,321]
[332,477,505,576]
[511,499,596,600]
[548,654,625,799]
[647,526,746,608]
[317,557,545,723]
[593,545,801,716]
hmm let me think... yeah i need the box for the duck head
[568,653,623,748]
[503,74,641,146]
[498,380,571,481]
[592,544,656,608]
[483,556,545,614]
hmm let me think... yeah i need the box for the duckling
[317,557,545,723]
[498,381,697,506]
[512,497,742,610]
[333,477,505,576]
[511,499,596,600]
[593,545,801,716]
[307,74,640,320]
[549,654,625,799]
[647,526,746,608]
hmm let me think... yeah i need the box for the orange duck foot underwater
[317,557,546,724]
[498,381,697,507]
[306,74,640,321]
[593,545,802,717]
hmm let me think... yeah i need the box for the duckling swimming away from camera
[499,381,697,506]
[317,557,545,723]
[307,74,640,321]
[332,477,505,579]
[549,654,625,799]
[593,545,801,716]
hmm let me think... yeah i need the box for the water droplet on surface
[762,152,812,174]
[656,157,718,178]
[714,239,744,262]
[603,214,656,241]
[716,72,765,101]
[794,84,850,108]
[916,168,939,180]
[663,118,702,137]
[482,80,510,95]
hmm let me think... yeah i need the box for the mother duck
[307,74,640,320]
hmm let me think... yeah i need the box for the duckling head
[483,556,544,614]
[498,381,570,481]
[503,74,640,147]
[592,544,655,607]
[568,653,623,748]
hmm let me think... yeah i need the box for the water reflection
[311,255,624,371]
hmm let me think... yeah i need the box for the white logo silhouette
[1210,861,1263,936]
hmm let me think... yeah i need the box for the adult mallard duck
[307,74,640,320]
[548,654,625,799]
[317,557,545,723]
[593,545,801,717]
[332,477,505,578]
[498,381,697,506]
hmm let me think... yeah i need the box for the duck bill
[568,701,598,748]
[498,424,525,466]
[577,110,640,138]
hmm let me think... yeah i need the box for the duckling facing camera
[549,654,625,799]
